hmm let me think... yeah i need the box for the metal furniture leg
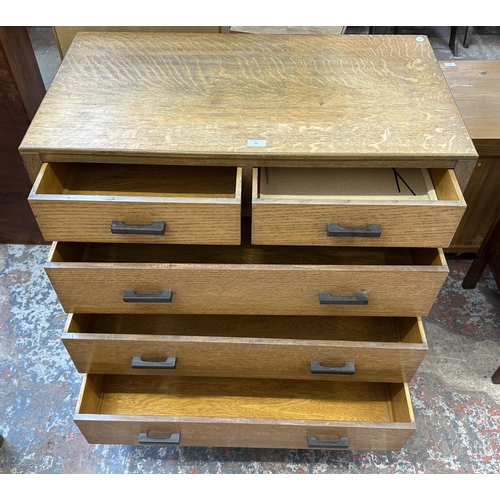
[464,26,473,48]
[449,26,459,56]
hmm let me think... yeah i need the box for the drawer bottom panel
[75,375,416,450]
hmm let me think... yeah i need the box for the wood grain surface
[29,163,242,244]
[78,374,411,422]
[74,415,416,449]
[441,61,500,252]
[74,375,415,448]
[45,242,448,316]
[252,168,465,247]
[62,314,427,382]
[440,61,500,147]
[20,33,476,178]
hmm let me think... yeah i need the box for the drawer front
[46,261,448,316]
[63,315,427,383]
[29,163,242,244]
[252,168,466,247]
[75,416,415,450]
[74,375,415,450]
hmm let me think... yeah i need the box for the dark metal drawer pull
[138,432,180,445]
[123,290,173,303]
[319,291,368,305]
[111,220,165,235]
[307,436,349,449]
[327,223,381,238]
[131,356,177,369]
[310,361,355,375]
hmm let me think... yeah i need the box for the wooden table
[462,209,500,383]
[441,61,500,253]
[20,33,476,450]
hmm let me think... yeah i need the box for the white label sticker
[247,139,267,147]
[444,62,456,66]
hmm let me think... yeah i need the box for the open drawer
[46,241,448,316]
[252,167,466,247]
[63,314,428,383]
[74,375,416,449]
[29,163,242,244]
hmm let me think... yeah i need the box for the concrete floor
[1,27,500,474]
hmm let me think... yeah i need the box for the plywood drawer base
[75,374,415,449]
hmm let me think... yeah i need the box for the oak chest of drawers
[21,33,476,450]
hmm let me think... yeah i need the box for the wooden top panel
[440,60,500,141]
[20,33,476,162]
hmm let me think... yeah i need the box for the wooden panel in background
[53,26,227,59]
[0,27,45,244]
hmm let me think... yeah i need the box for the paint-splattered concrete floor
[2,26,500,474]
[1,245,499,473]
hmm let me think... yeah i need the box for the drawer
[46,241,448,316]
[74,374,415,449]
[28,163,242,244]
[63,315,428,383]
[252,167,466,247]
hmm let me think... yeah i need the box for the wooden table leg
[463,212,500,289]
[462,244,490,288]
[492,366,500,384]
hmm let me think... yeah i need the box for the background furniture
[462,211,500,383]
[21,33,475,450]
[441,61,500,253]
[369,27,472,56]
[0,27,45,244]
[52,26,229,59]
[230,27,346,34]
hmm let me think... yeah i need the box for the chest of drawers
[21,33,476,450]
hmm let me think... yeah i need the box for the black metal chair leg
[464,26,473,48]
[449,26,459,56]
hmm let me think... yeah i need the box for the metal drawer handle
[327,223,381,238]
[307,436,349,449]
[138,432,180,445]
[123,290,173,303]
[310,361,355,375]
[131,356,177,369]
[319,291,368,305]
[111,220,166,235]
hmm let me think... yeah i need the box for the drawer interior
[79,374,413,423]
[257,167,462,202]
[33,163,239,199]
[68,314,424,344]
[50,240,444,267]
